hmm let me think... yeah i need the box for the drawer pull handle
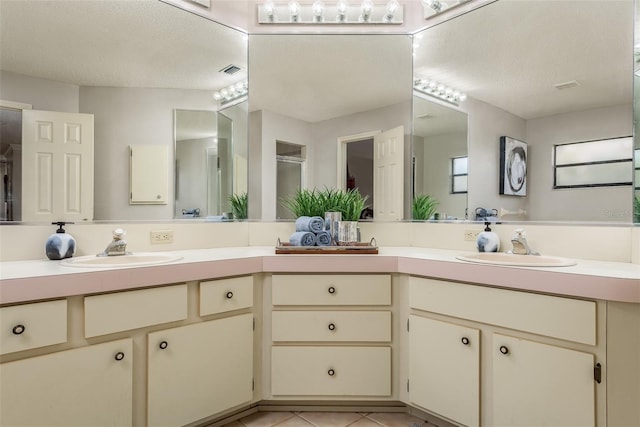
[328,323,336,331]
[461,337,470,345]
[499,345,509,355]
[12,324,25,335]
[226,291,234,299]
[328,286,336,294]
[159,341,168,350]
[114,352,125,361]
[327,369,335,376]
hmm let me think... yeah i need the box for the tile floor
[223,411,438,427]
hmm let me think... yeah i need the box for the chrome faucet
[509,228,539,255]
[99,228,128,256]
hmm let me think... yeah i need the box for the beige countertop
[1,247,639,305]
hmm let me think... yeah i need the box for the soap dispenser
[45,221,76,260]
[476,221,500,252]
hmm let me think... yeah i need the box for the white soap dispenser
[45,221,76,260]
[476,221,500,252]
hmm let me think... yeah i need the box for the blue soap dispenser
[476,221,500,252]
[45,221,76,260]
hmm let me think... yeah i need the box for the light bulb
[220,88,229,98]
[312,0,325,22]
[336,0,348,22]
[289,0,300,22]
[263,0,275,20]
[459,93,467,102]
[213,92,222,101]
[383,0,399,22]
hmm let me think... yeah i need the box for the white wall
[0,70,79,113]
[526,104,633,222]
[80,86,218,221]
[462,97,527,219]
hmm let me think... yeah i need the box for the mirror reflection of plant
[281,187,369,220]
[229,192,248,220]
[634,195,640,223]
[412,194,439,220]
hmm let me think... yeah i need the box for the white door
[373,125,404,220]
[22,109,94,222]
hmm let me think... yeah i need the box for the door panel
[22,109,94,222]
[374,125,404,220]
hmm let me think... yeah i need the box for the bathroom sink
[61,252,183,268]
[456,252,576,267]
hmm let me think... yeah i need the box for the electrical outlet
[464,229,480,242]
[150,230,173,244]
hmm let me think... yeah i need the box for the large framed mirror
[414,0,635,223]
[0,0,248,222]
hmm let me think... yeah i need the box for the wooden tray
[275,238,378,255]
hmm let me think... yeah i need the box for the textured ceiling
[0,0,248,90]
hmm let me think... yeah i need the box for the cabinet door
[130,144,168,204]
[409,315,480,427]
[1,339,132,426]
[148,314,253,427]
[493,333,595,427]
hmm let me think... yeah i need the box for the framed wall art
[499,136,527,196]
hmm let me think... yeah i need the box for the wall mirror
[414,0,635,223]
[635,0,640,223]
[0,0,248,222]
[248,34,413,221]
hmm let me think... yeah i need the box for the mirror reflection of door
[0,104,23,221]
[174,110,217,218]
[345,138,373,219]
[276,141,305,220]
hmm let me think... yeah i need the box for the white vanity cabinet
[408,276,600,427]
[0,338,133,426]
[270,274,392,398]
[408,315,480,427]
[147,313,254,426]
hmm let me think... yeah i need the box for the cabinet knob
[328,286,336,294]
[226,291,234,299]
[461,336,470,345]
[328,323,336,331]
[159,341,168,350]
[114,352,125,361]
[327,369,335,376]
[499,345,510,355]
[12,324,25,335]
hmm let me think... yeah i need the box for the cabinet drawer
[272,311,391,342]
[85,284,187,338]
[0,299,67,355]
[272,274,390,306]
[200,276,253,316]
[271,346,391,396]
[409,277,596,345]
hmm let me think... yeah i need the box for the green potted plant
[281,188,325,218]
[228,192,248,220]
[634,195,640,223]
[412,194,439,221]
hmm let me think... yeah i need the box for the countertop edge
[1,248,638,305]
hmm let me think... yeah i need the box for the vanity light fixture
[257,1,403,24]
[213,80,248,106]
[422,0,474,19]
[413,78,466,106]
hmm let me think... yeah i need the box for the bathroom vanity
[0,247,638,427]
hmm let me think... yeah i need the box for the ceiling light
[413,78,466,105]
[422,0,477,20]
